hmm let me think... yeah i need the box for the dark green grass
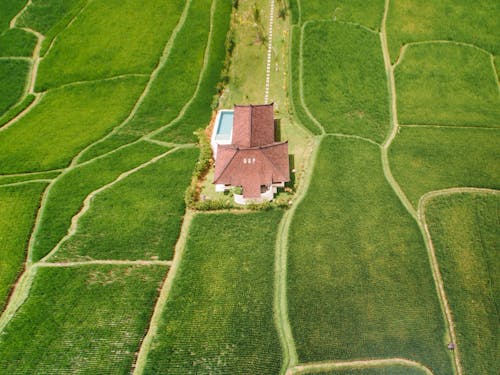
[426,193,499,375]
[288,136,452,375]
[0,0,26,32]
[387,0,500,63]
[288,25,322,135]
[143,211,283,374]
[0,28,37,57]
[0,265,166,374]
[389,127,500,208]
[0,93,35,128]
[36,0,184,90]
[53,148,198,261]
[76,133,141,164]
[31,141,166,262]
[0,59,29,117]
[17,0,83,34]
[0,170,60,185]
[121,0,211,135]
[302,22,389,143]
[297,0,385,30]
[0,182,45,311]
[307,367,427,375]
[154,0,232,143]
[0,76,147,174]
[395,44,500,126]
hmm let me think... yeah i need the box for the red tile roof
[232,104,275,147]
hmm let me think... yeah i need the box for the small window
[252,158,256,163]
[243,158,247,164]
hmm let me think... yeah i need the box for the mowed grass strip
[389,127,500,208]
[0,265,167,374]
[0,76,147,174]
[292,0,384,30]
[425,193,499,375]
[386,0,500,63]
[31,141,166,262]
[302,367,428,375]
[36,0,184,90]
[302,22,389,143]
[0,59,29,117]
[288,137,452,374]
[143,211,283,374]
[53,147,198,261]
[154,0,232,143]
[0,28,37,57]
[122,0,212,135]
[0,183,46,311]
[395,44,500,127]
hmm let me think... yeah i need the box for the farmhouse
[211,103,289,204]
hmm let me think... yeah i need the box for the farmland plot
[287,137,452,375]
[0,60,29,117]
[424,193,499,375]
[0,29,37,57]
[301,367,428,375]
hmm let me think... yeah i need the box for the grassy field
[0,0,25,32]
[52,148,198,261]
[425,193,499,375]
[395,43,500,126]
[389,127,500,207]
[36,0,184,90]
[0,265,166,374]
[387,0,500,63]
[0,59,29,117]
[301,367,428,375]
[301,22,389,143]
[17,0,84,34]
[143,211,283,374]
[31,141,166,262]
[288,137,452,374]
[0,77,148,174]
[0,28,37,57]
[0,183,46,311]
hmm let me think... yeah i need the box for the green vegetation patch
[143,211,283,374]
[0,0,26,32]
[0,28,37,57]
[0,59,29,117]
[0,170,60,185]
[395,43,500,126]
[36,0,184,90]
[122,0,211,135]
[0,76,148,174]
[76,133,141,164]
[17,0,83,34]
[0,265,166,374]
[390,127,500,207]
[295,0,384,30]
[288,136,452,374]
[154,0,232,143]
[0,182,45,311]
[425,193,499,375]
[31,141,166,262]
[303,366,428,375]
[387,0,500,62]
[0,93,35,129]
[302,22,389,143]
[53,147,197,261]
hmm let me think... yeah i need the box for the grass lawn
[389,127,500,208]
[386,0,500,63]
[31,141,166,262]
[288,136,452,374]
[303,367,428,375]
[143,211,283,374]
[301,22,389,143]
[0,76,147,174]
[0,265,166,374]
[0,59,29,117]
[52,148,198,261]
[0,28,37,57]
[425,193,499,375]
[291,0,385,31]
[395,43,500,126]
[0,182,46,311]
[36,0,184,90]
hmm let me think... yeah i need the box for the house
[212,103,290,204]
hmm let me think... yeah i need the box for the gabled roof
[232,104,275,148]
[214,142,290,198]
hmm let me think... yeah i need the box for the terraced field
[0,0,498,374]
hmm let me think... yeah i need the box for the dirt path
[39,260,172,267]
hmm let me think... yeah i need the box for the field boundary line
[0,168,63,178]
[326,133,381,147]
[333,19,378,34]
[286,358,435,375]
[132,210,195,374]
[0,93,42,132]
[70,0,193,166]
[299,22,324,134]
[9,0,33,28]
[39,260,172,267]
[264,0,275,103]
[40,73,149,93]
[400,124,500,130]
[275,135,322,374]
[0,179,52,188]
[40,147,184,263]
[490,55,499,92]
[0,56,31,61]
